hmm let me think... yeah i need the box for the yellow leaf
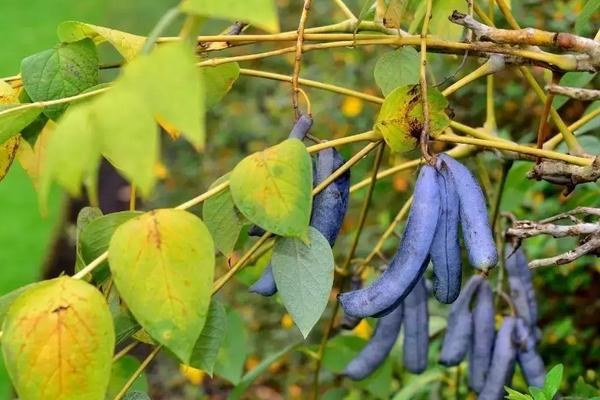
[0,135,20,182]
[180,364,205,385]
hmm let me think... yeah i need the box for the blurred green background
[0,0,598,399]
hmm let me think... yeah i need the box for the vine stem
[544,106,600,150]
[142,7,181,54]
[311,142,386,400]
[112,341,140,363]
[332,0,356,19]
[291,0,313,118]
[418,0,434,163]
[434,134,592,166]
[113,345,162,400]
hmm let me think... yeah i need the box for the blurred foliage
[0,0,598,398]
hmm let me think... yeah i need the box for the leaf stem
[332,0,356,19]
[112,341,140,363]
[113,345,162,400]
[291,0,313,119]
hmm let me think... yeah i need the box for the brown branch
[449,11,600,65]
[506,222,600,239]
[292,0,312,119]
[527,156,600,194]
[529,235,600,269]
[546,84,600,101]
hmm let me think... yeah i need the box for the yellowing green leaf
[0,135,20,182]
[94,88,158,197]
[181,0,280,33]
[374,85,450,153]
[230,138,312,239]
[120,42,205,149]
[57,21,146,61]
[1,277,114,400]
[203,174,247,257]
[20,39,99,120]
[429,0,467,41]
[108,209,215,363]
[201,63,240,109]
[42,104,100,198]
[214,309,248,384]
[271,227,334,337]
[0,104,43,144]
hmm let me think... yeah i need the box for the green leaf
[392,369,445,400]
[543,364,563,399]
[429,0,467,41]
[272,227,334,337]
[528,386,548,400]
[1,277,114,400]
[227,342,299,400]
[374,48,420,96]
[94,87,159,197]
[322,335,367,373]
[203,174,247,257]
[57,21,146,61]
[79,211,142,282]
[235,245,272,287]
[108,209,215,363]
[575,0,600,35]
[230,138,312,239]
[201,63,240,109]
[20,39,99,120]
[374,84,450,153]
[574,376,600,397]
[74,206,103,271]
[119,42,205,149]
[189,300,227,376]
[0,104,43,144]
[42,103,100,197]
[214,309,248,385]
[357,358,392,399]
[504,386,534,400]
[181,0,280,34]
[106,355,148,399]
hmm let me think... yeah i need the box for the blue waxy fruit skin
[440,275,483,366]
[469,280,496,392]
[505,244,538,328]
[249,146,350,297]
[345,302,404,380]
[339,165,441,318]
[431,159,462,304]
[402,276,429,374]
[341,275,363,330]
[514,318,545,388]
[288,114,313,140]
[479,317,518,400]
[438,154,498,271]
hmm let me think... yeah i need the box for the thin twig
[546,84,600,101]
[419,0,434,164]
[113,341,140,363]
[292,0,313,119]
[529,236,600,269]
[332,0,356,20]
[113,345,162,400]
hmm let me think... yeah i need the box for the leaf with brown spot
[0,135,21,182]
[1,277,114,400]
[108,209,215,363]
[374,85,450,153]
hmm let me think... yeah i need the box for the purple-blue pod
[345,302,404,380]
[431,159,462,304]
[468,279,496,392]
[248,264,277,296]
[505,244,538,328]
[339,165,440,318]
[402,276,429,374]
[288,114,313,140]
[439,275,483,366]
[250,147,349,297]
[341,275,364,330]
[479,317,518,400]
[438,154,498,271]
[514,318,545,389]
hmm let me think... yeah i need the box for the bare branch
[546,84,600,101]
[529,235,600,269]
[506,222,600,239]
[527,156,600,194]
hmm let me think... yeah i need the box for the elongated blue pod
[505,244,538,328]
[402,276,429,374]
[438,154,498,271]
[514,318,545,388]
[431,158,462,304]
[345,302,403,380]
[439,275,483,366]
[338,165,440,318]
[479,317,518,400]
[469,279,496,392]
